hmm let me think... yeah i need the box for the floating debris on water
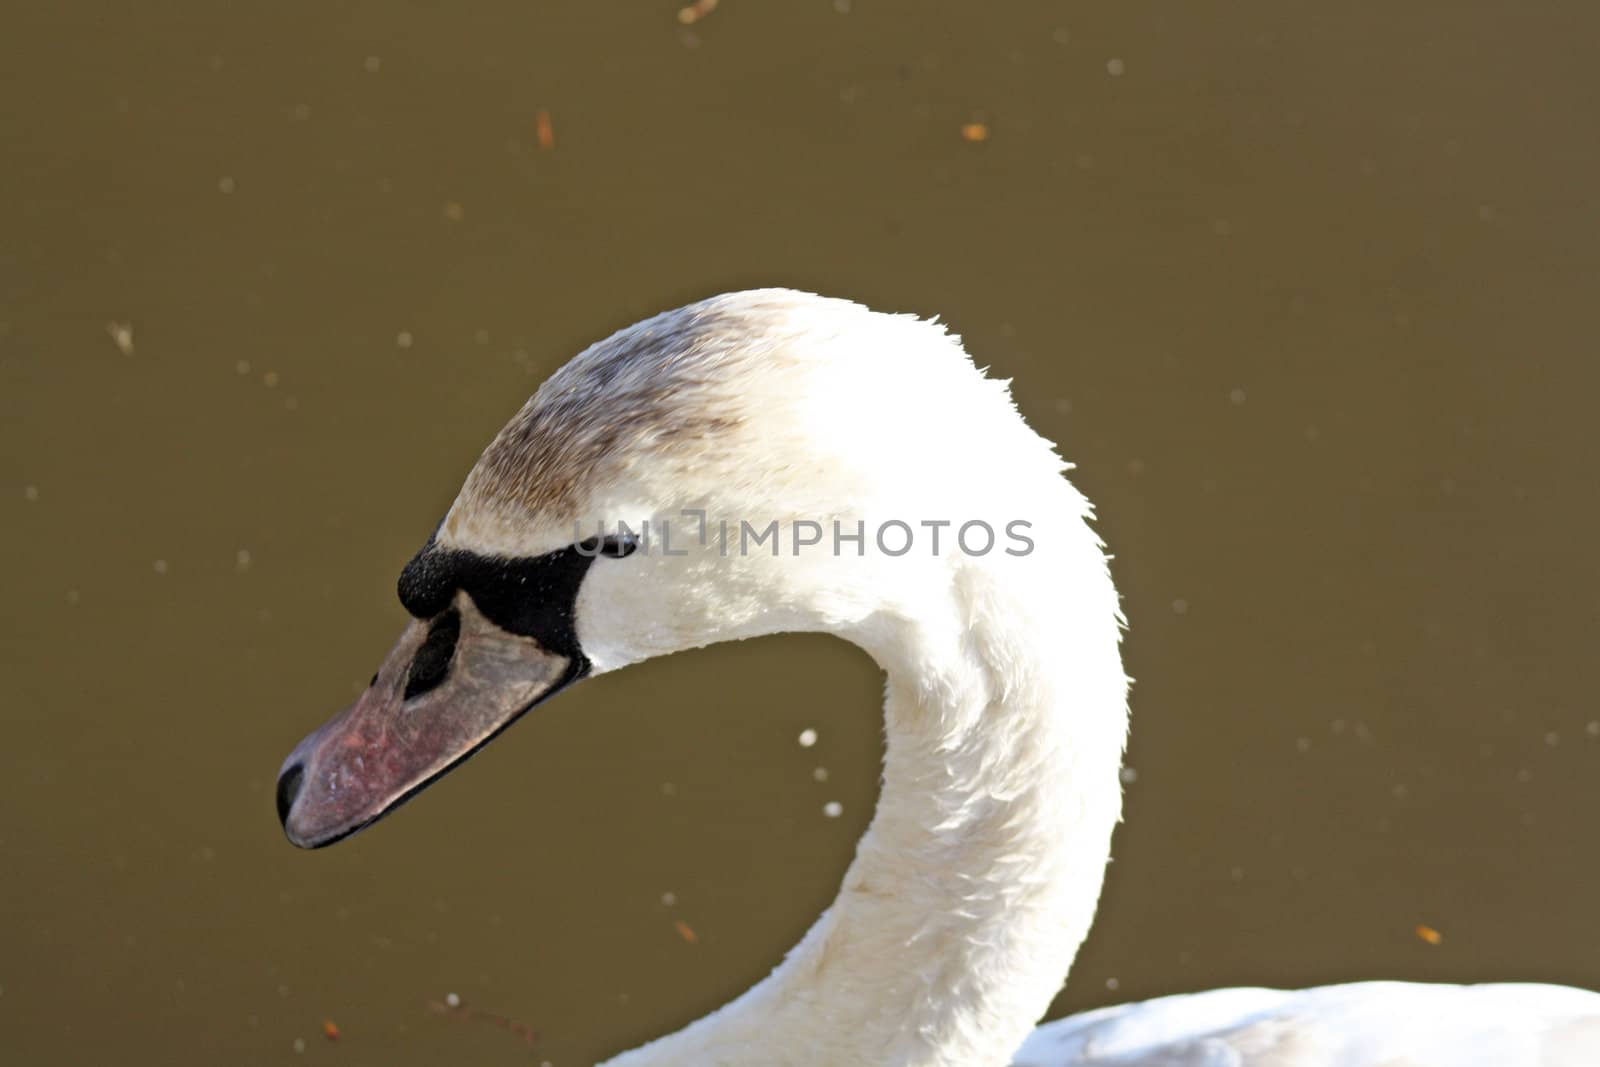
[1106,57,1126,76]
[960,122,991,143]
[536,109,555,150]
[660,891,676,907]
[235,359,250,375]
[218,176,236,194]
[106,321,135,356]
[429,993,539,1047]
[262,370,279,388]
[322,1019,340,1041]
[153,559,169,575]
[396,331,414,349]
[1415,924,1443,945]
[798,728,818,748]
[1119,766,1138,784]
[364,55,382,73]
[674,919,698,944]
[677,0,718,25]
[812,766,829,782]
[23,485,38,502]
[291,1036,305,1054]
[443,201,465,222]
[822,801,843,818]
[235,549,253,571]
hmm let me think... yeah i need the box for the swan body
[276,290,1599,1065]
[1017,982,1600,1066]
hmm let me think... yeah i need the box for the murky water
[3,2,1597,1063]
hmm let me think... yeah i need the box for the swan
[276,290,1599,1066]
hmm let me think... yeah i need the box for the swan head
[277,289,1077,848]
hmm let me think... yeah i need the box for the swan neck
[603,539,1128,1067]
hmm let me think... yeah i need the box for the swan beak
[275,595,582,848]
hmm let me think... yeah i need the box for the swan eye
[579,534,638,559]
[404,608,461,701]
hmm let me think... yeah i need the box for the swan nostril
[276,763,305,826]
[405,608,461,701]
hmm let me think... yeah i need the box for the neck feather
[602,511,1128,1067]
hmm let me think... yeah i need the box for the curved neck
[602,526,1128,1067]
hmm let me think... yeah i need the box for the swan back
[1014,982,1600,1066]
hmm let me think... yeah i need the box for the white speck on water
[1516,767,1532,783]
[832,0,852,12]
[445,992,461,1008]
[474,328,491,345]
[1106,57,1125,76]
[798,728,818,748]
[660,891,676,907]
[1171,598,1189,615]
[292,1037,305,1054]
[1230,865,1245,881]
[1392,783,1410,800]
[364,55,382,73]
[1295,737,1312,753]
[396,330,414,349]
[1477,204,1497,223]
[23,485,38,502]
[235,549,252,571]
[1229,386,1247,405]
[1586,721,1599,738]
[812,766,829,782]
[262,370,279,388]
[822,801,843,818]
[218,176,236,194]
[661,781,677,797]
[1105,976,1120,991]
[235,359,251,375]
[1119,766,1138,784]
[1331,718,1347,735]
[107,321,135,355]
[1545,730,1560,747]
[153,559,169,575]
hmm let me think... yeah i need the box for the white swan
[276,290,1599,1066]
